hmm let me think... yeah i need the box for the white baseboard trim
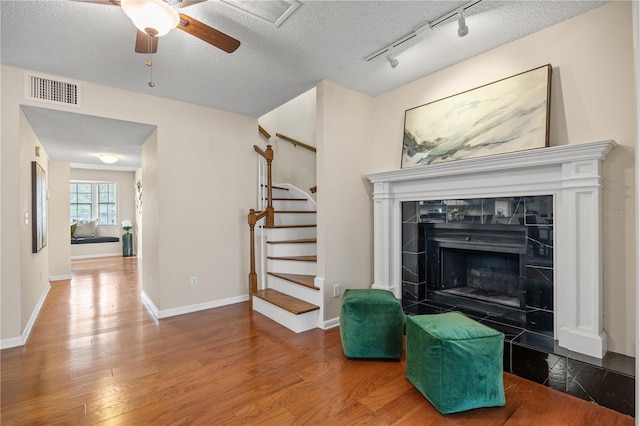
[0,336,24,350]
[323,317,340,330]
[71,253,121,260]
[140,290,160,318]
[0,283,51,349]
[141,290,250,319]
[50,274,72,281]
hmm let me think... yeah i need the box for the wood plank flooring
[1,257,633,425]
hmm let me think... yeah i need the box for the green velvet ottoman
[406,312,505,414]
[339,289,404,359]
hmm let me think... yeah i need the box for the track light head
[386,52,399,69]
[457,10,469,37]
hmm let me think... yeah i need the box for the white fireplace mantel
[366,140,617,359]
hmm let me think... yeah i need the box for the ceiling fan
[84,0,240,54]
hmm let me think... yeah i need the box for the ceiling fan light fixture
[98,153,120,164]
[121,0,180,37]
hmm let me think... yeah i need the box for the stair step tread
[267,255,317,262]
[268,272,319,290]
[272,224,316,229]
[254,289,319,314]
[272,198,307,201]
[261,184,289,191]
[267,238,317,244]
[256,210,315,215]
[275,210,316,214]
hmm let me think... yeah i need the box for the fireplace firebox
[403,195,554,336]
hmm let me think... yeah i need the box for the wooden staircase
[251,184,320,333]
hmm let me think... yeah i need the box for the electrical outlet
[190,276,198,287]
[333,284,340,298]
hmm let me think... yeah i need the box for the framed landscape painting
[402,64,552,168]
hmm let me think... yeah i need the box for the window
[70,181,117,225]
[70,183,92,222]
[98,183,117,225]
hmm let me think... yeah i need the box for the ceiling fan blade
[73,0,120,5]
[177,13,240,53]
[135,30,158,54]
[172,0,207,9]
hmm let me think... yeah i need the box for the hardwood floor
[1,257,633,425]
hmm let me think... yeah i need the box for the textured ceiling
[21,105,156,170]
[2,0,608,168]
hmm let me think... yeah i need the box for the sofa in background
[71,221,120,245]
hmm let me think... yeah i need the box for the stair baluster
[248,144,274,307]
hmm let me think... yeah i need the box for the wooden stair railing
[259,125,271,140]
[248,144,274,308]
[252,144,275,228]
[276,132,317,153]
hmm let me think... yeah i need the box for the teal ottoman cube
[339,289,404,359]
[406,312,505,414]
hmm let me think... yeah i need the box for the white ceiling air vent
[220,1,301,28]
[25,72,81,108]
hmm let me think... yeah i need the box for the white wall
[370,1,636,356]
[316,80,374,320]
[1,64,258,342]
[259,88,317,195]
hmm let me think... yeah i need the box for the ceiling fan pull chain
[147,36,155,88]
[148,61,154,88]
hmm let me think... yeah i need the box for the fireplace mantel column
[555,158,608,358]
[371,182,400,294]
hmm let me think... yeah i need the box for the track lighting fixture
[364,0,481,64]
[457,10,469,37]
[386,52,399,69]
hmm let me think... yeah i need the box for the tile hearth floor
[403,299,635,418]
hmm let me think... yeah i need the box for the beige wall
[141,132,159,304]
[1,64,258,342]
[259,88,317,196]
[370,1,636,356]
[48,161,71,279]
[316,80,374,320]
[2,82,23,340]
[19,110,51,333]
[134,168,143,259]
[154,105,256,311]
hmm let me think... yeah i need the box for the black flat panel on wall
[402,202,426,302]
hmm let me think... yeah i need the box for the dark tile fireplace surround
[401,197,634,417]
